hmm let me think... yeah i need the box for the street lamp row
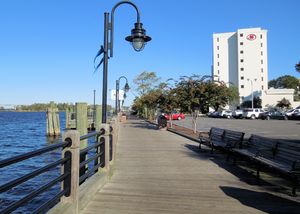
[99,1,151,123]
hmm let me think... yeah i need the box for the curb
[167,128,201,144]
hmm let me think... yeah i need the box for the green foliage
[132,74,237,116]
[276,98,291,109]
[268,75,299,90]
[133,71,160,95]
[15,103,74,111]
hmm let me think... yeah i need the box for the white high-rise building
[212,27,268,105]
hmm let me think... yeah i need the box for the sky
[0,0,299,106]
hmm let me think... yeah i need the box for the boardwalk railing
[0,119,119,214]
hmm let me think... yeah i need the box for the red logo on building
[247,34,256,41]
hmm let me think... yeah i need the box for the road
[174,116,300,140]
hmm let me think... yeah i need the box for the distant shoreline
[0,110,66,112]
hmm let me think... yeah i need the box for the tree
[268,75,299,90]
[133,71,160,95]
[296,61,300,73]
[205,81,231,111]
[276,98,291,109]
[228,86,239,105]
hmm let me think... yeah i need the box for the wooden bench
[199,127,224,150]
[199,127,245,158]
[233,135,300,196]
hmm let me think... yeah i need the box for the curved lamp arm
[118,75,129,82]
[118,75,130,92]
[110,1,141,57]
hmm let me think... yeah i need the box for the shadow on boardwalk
[221,186,300,214]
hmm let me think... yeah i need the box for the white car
[219,110,233,118]
[285,109,300,117]
[243,108,265,119]
[232,109,244,119]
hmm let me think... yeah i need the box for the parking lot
[174,116,300,140]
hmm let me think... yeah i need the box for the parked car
[243,108,265,119]
[207,111,220,118]
[286,109,300,117]
[259,110,288,120]
[232,109,244,119]
[164,112,185,120]
[289,112,300,120]
[219,110,233,118]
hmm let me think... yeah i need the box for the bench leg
[199,142,202,150]
[292,177,298,197]
[256,163,260,178]
[292,186,297,197]
[210,145,214,154]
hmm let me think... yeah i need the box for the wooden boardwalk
[81,120,300,214]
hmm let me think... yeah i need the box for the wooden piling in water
[95,105,102,131]
[46,102,61,136]
[76,102,88,179]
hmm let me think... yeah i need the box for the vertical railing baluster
[63,151,72,197]
[109,126,113,161]
[99,124,110,171]
[62,130,80,214]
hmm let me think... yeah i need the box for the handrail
[80,129,104,141]
[80,140,104,155]
[0,121,116,214]
[79,132,106,184]
[0,157,69,193]
[0,141,70,168]
[1,173,69,214]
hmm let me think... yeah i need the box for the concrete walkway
[81,120,300,214]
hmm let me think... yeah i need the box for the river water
[0,112,66,214]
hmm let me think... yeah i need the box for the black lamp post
[116,76,130,113]
[100,1,151,123]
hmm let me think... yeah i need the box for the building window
[261,43,263,47]
[261,77,264,81]
[261,60,263,64]
[240,59,244,63]
[262,85,264,90]
[240,68,244,71]
[218,70,220,74]
[241,76,244,80]
[241,85,244,89]
[240,42,244,45]
[261,51,263,56]
[217,62,220,66]
[260,34,263,39]
[217,46,219,50]
[217,54,219,58]
[240,50,244,54]
[240,33,243,37]
[217,38,219,42]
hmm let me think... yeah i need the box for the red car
[164,112,185,120]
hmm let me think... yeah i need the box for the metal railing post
[110,119,117,163]
[61,130,80,214]
[100,124,110,171]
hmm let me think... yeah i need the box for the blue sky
[0,0,299,106]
